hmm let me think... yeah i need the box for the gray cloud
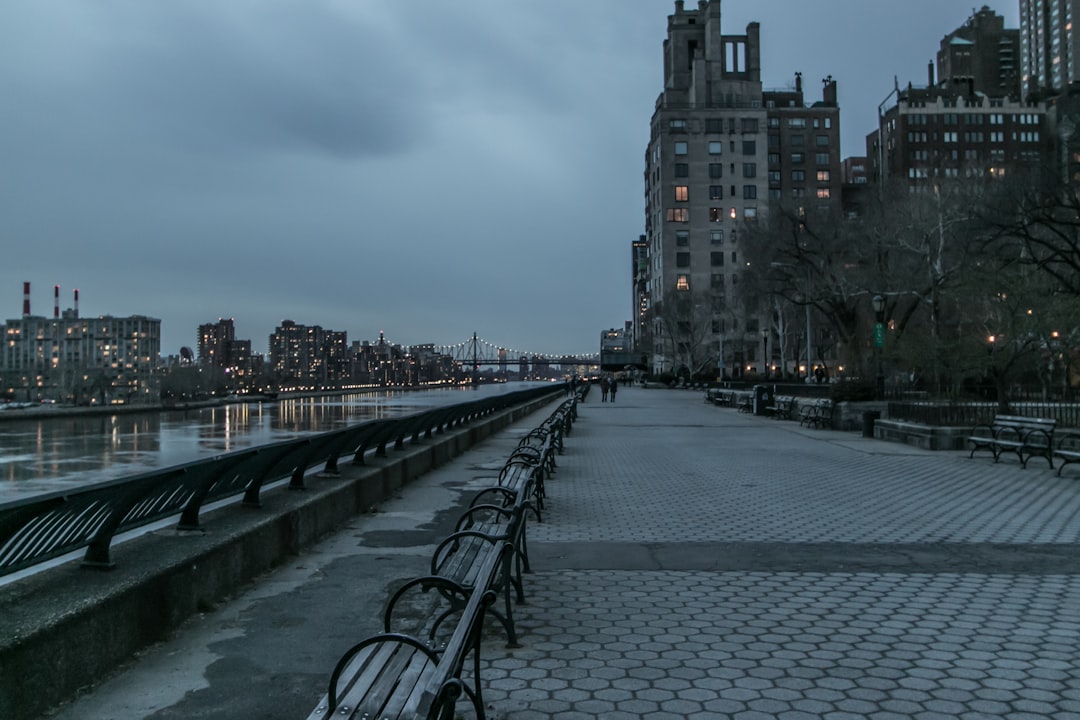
[0,0,1020,357]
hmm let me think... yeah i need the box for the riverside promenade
[47,385,1080,719]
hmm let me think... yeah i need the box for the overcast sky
[1,1,1020,358]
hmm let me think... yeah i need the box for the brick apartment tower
[640,0,840,377]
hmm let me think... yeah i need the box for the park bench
[799,399,833,429]
[304,399,578,720]
[736,393,753,413]
[968,415,1057,469]
[1054,430,1080,476]
[306,543,508,720]
[765,395,795,420]
[715,390,735,408]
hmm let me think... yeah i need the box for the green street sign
[873,322,885,349]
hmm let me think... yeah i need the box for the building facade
[1020,0,1080,100]
[640,0,841,378]
[1,285,160,404]
[642,1,766,376]
[937,6,1020,98]
[868,85,1049,189]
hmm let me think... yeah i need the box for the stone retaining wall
[0,394,558,720]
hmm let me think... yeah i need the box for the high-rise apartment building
[869,6,1050,190]
[269,319,327,386]
[1020,0,1080,100]
[763,75,842,217]
[197,318,235,367]
[640,0,840,377]
[937,6,1020,98]
[643,1,766,376]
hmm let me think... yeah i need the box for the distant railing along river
[0,382,551,502]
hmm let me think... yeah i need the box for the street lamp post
[872,294,886,400]
[762,329,769,380]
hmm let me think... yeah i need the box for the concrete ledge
[874,419,969,451]
[0,393,559,720]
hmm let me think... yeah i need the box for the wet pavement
[46,386,1080,719]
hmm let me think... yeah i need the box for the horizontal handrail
[0,386,562,577]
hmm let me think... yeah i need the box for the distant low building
[1,284,160,404]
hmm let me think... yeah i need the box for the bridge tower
[471,332,480,386]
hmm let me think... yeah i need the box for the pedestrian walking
[609,376,618,402]
[601,375,610,402]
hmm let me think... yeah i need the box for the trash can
[753,385,774,415]
[862,410,881,438]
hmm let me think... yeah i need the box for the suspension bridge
[431,333,600,368]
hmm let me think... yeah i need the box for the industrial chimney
[23,282,30,317]
[54,285,60,319]
[74,289,80,319]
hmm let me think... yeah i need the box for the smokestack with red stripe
[54,285,60,318]
[23,282,30,317]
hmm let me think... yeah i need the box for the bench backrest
[993,415,1056,430]
[414,544,507,719]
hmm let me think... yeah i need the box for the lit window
[816,170,830,182]
[666,208,689,222]
[709,208,724,222]
[675,185,689,201]
[817,188,831,199]
[676,275,690,291]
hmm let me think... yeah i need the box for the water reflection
[0,383,547,501]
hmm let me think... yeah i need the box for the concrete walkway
[48,386,1080,719]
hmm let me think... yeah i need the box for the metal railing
[0,385,562,578]
[887,400,1080,429]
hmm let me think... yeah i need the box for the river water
[0,382,552,503]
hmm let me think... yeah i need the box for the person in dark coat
[609,376,618,402]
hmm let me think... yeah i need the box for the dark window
[675,163,689,177]
[709,185,723,200]
[709,163,723,179]
[743,185,757,199]
[742,140,756,155]
[711,252,725,266]
[743,163,756,178]
[676,252,691,267]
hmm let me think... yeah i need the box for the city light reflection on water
[0,383,547,501]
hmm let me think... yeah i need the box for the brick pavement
[46,386,1080,719]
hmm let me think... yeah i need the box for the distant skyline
[1,1,1021,357]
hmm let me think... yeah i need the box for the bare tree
[652,287,716,380]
